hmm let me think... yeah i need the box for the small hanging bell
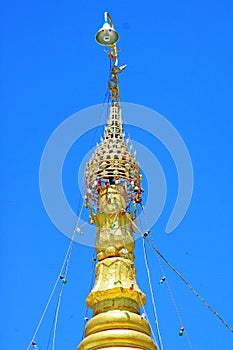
[140,312,146,320]
[179,326,184,336]
[31,340,38,349]
[60,275,67,284]
[143,229,150,237]
[159,276,166,284]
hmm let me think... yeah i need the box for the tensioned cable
[89,97,109,151]
[51,280,65,350]
[44,199,85,350]
[27,59,112,349]
[50,198,89,349]
[142,237,165,350]
[138,208,193,348]
[119,109,139,162]
[89,57,111,151]
[107,209,156,342]
[26,240,74,350]
[140,204,151,232]
[127,256,157,343]
[145,237,233,333]
[132,215,193,349]
[46,287,62,350]
[137,212,164,350]
[154,248,194,350]
[51,227,75,350]
[74,188,86,234]
[26,201,85,350]
[127,212,233,333]
[117,213,157,345]
[82,249,97,340]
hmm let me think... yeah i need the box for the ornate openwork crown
[85,102,142,211]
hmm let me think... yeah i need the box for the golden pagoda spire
[78,12,158,350]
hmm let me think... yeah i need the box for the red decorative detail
[97,179,102,192]
[129,282,134,291]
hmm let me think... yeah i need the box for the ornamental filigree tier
[85,102,143,212]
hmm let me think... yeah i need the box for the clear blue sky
[1,1,233,349]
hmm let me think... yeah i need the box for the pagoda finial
[79,13,158,350]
